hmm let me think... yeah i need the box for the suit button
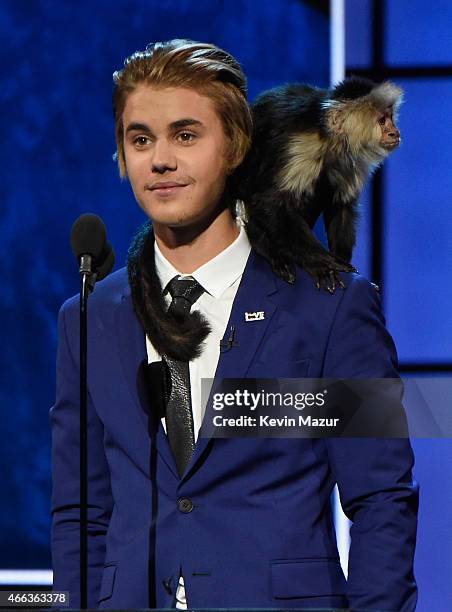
[178,497,194,513]
[162,578,172,594]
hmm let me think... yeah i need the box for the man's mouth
[148,181,189,195]
[150,181,187,189]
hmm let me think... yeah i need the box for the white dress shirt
[145,217,251,608]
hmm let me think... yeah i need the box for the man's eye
[133,136,150,146]
[177,132,196,142]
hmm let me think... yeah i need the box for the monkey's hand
[269,251,356,293]
[303,255,357,294]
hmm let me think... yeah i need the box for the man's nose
[151,139,177,172]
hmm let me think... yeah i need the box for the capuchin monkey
[232,76,403,292]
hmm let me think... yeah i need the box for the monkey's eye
[378,115,386,126]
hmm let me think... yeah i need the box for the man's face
[122,84,231,233]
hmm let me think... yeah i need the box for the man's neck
[153,207,240,274]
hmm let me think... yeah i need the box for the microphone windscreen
[96,243,115,281]
[139,360,167,421]
[70,213,106,261]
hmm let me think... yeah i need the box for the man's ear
[226,156,241,176]
[122,160,129,181]
[112,150,129,181]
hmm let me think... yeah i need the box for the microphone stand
[78,254,97,609]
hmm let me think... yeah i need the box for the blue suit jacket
[50,247,419,611]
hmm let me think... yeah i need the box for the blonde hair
[112,39,253,179]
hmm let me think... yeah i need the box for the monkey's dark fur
[232,76,403,292]
[127,221,212,361]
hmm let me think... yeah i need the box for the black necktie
[162,275,205,477]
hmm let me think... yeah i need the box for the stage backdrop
[0,0,329,570]
[346,1,452,611]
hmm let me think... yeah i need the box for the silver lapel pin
[244,311,265,322]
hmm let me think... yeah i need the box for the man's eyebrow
[170,118,205,130]
[125,118,205,134]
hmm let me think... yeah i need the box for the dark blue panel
[345,0,372,68]
[0,0,329,570]
[384,79,452,363]
[387,0,452,66]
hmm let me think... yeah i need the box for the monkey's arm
[322,193,359,264]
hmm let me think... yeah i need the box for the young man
[50,39,419,610]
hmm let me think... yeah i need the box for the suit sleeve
[49,299,114,608]
[323,275,419,612]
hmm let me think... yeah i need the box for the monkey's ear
[320,99,347,135]
[330,116,344,135]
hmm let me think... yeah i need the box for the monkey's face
[377,106,400,150]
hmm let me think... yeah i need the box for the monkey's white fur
[277,81,403,204]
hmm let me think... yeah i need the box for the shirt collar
[154,218,251,299]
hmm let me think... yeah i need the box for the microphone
[69,214,116,607]
[96,241,115,281]
[219,325,239,352]
[70,214,115,289]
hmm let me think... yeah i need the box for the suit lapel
[180,249,279,481]
[213,248,278,379]
[114,289,147,408]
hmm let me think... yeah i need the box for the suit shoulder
[252,248,379,303]
[339,270,381,301]
[290,267,376,294]
[281,268,381,315]
[59,266,129,319]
